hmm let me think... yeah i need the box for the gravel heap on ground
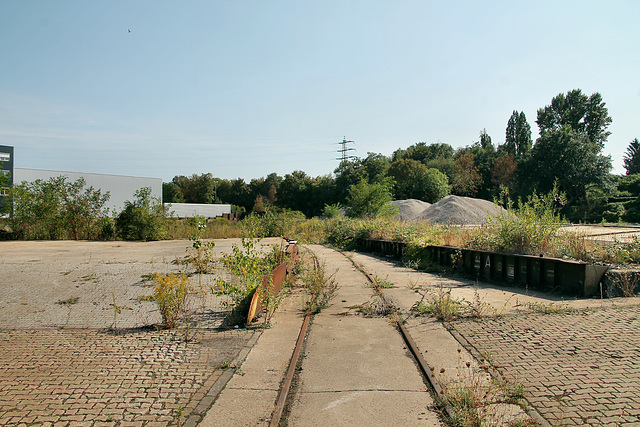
[417,195,506,225]
[390,195,507,225]
[390,199,431,221]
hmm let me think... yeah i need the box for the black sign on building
[0,145,14,213]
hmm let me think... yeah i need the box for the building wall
[13,168,162,213]
[0,146,14,212]
[166,203,232,218]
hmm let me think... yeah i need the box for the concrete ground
[347,249,640,427]
[0,239,277,426]
[2,239,639,426]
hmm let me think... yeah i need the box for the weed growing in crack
[373,274,395,289]
[109,292,132,332]
[301,258,338,314]
[521,301,580,315]
[152,273,191,329]
[354,294,398,317]
[182,216,217,274]
[411,285,463,321]
[437,352,530,426]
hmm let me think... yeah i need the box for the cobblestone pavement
[452,305,640,426]
[0,327,254,426]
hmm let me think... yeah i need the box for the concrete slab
[287,390,440,427]
[286,245,443,426]
[200,290,305,426]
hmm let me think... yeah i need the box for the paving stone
[453,305,640,426]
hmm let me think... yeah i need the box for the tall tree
[345,178,395,218]
[278,170,312,215]
[536,89,611,148]
[526,89,613,209]
[623,138,640,175]
[388,159,450,202]
[504,111,532,156]
[451,152,482,197]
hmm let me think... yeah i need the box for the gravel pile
[390,199,431,221]
[391,195,507,225]
[417,195,506,225]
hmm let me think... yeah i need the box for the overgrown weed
[301,258,338,314]
[152,273,191,328]
[437,352,530,426]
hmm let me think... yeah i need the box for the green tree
[116,187,169,241]
[618,174,640,222]
[388,159,450,202]
[392,142,454,165]
[162,182,184,203]
[10,176,110,240]
[536,89,612,148]
[451,152,482,197]
[308,174,337,217]
[503,110,532,156]
[623,138,640,175]
[525,89,613,211]
[278,170,312,215]
[345,178,395,218]
[526,127,612,207]
[0,162,10,215]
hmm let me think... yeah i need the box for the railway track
[267,247,445,426]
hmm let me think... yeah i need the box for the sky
[1,1,639,182]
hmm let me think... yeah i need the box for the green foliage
[388,159,451,202]
[411,286,463,321]
[480,185,568,255]
[525,89,613,211]
[242,209,307,238]
[623,138,640,175]
[503,110,532,157]
[116,187,169,241]
[152,273,191,329]
[214,237,282,322]
[162,182,184,203]
[322,203,343,218]
[345,178,396,218]
[301,259,338,314]
[10,176,110,240]
[619,174,640,223]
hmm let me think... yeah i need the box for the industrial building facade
[0,145,162,213]
[0,145,231,219]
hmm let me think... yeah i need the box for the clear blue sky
[1,1,638,182]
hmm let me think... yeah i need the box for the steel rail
[269,251,317,427]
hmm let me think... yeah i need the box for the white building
[13,168,162,213]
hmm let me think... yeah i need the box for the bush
[10,176,110,240]
[482,186,568,255]
[152,273,191,328]
[116,187,169,241]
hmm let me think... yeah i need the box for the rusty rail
[269,249,316,427]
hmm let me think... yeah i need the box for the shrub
[482,185,568,256]
[152,273,191,328]
[10,176,110,240]
[116,187,169,241]
[214,236,284,323]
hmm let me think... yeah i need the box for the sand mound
[389,199,431,221]
[416,195,507,225]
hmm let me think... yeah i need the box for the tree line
[164,89,640,223]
